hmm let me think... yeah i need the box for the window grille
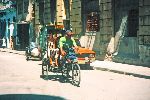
[86,12,99,32]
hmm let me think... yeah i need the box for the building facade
[138,0,150,65]
[13,0,150,66]
[71,0,150,66]
[91,0,150,66]
[0,0,16,49]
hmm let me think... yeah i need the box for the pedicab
[41,27,81,86]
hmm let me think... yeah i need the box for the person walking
[2,36,6,49]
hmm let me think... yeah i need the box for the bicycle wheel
[61,63,68,78]
[26,55,29,61]
[72,63,81,86]
[25,52,29,61]
[42,60,48,79]
[42,64,48,75]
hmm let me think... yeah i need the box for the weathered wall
[56,0,64,25]
[93,0,113,60]
[16,0,29,22]
[112,0,140,64]
[139,0,150,65]
[70,0,82,34]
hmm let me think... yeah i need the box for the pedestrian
[2,36,6,49]
[10,36,14,50]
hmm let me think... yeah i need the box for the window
[13,16,16,22]
[127,9,138,37]
[24,1,29,13]
[18,2,22,14]
[39,1,44,25]
[50,0,56,24]
[86,12,99,32]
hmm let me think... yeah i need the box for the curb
[94,66,150,79]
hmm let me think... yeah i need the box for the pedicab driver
[59,30,78,56]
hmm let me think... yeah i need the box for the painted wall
[0,10,16,48]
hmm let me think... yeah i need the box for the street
[0,51,150,100]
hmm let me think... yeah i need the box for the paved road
[0,52,150,100]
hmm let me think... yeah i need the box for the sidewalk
[91,60,150,79]
[0,48,150,79]
[0,48,25,55]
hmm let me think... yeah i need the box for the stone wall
[34,1,39,25]
[56,0,64,25]
[44,0,51,25]
[139,0,150,65]
[93,0,113,60]
[70,0,82,34]
[16,0,29,22]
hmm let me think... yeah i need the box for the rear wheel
[25,53,29,61]
[72,63,81,86]
[61,63,68,78]
[42,59,49,80]
[25,47,30,61]
[26,56,29,61]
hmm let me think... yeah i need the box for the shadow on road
[79,64,94,70]
[0,94,66,100]
[40,74,72,84]
[39,64,94,86]
[26,58,41,61]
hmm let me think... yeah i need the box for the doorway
[17,24,29,49]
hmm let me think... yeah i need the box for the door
[17,23,29,49]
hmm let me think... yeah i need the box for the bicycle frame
[61,46,81,86]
